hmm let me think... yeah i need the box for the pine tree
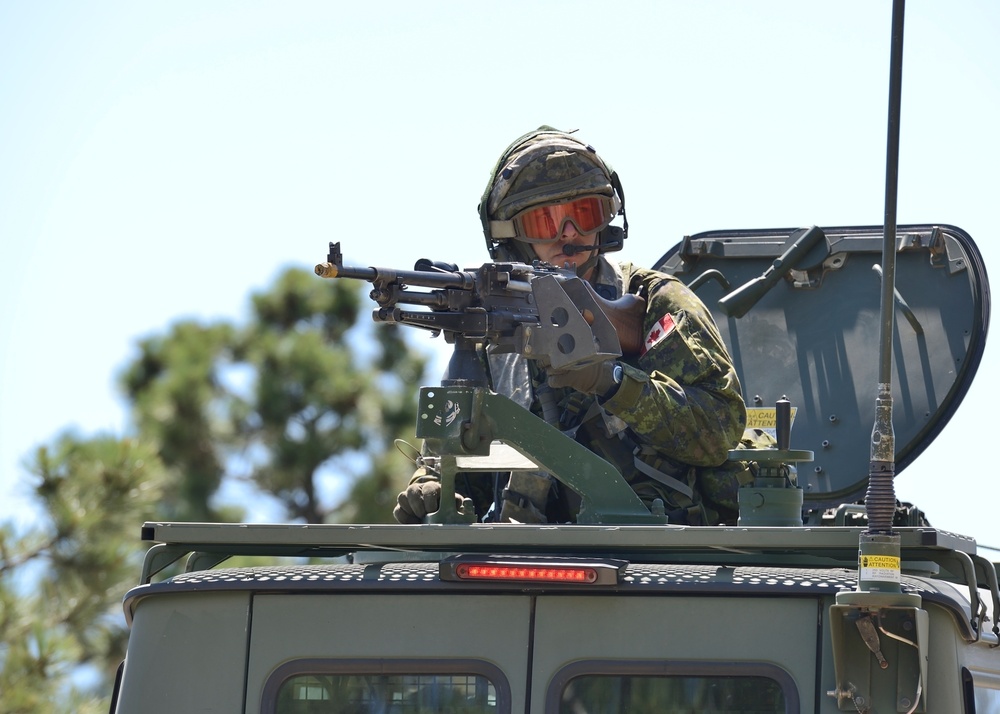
[0,268,432,710]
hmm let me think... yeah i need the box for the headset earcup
[599,225,625,254]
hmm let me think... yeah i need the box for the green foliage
[1,435,167,712]
[1,265,432,710]
[120,321,238,521]
[117,266,429,523]
[236,269,426,522]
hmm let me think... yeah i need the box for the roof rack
[138,521,997,626]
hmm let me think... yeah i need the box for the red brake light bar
[455,563,598,583]
[440,556,625,586]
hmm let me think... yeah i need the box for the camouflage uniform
[459,255,749,525]
[401,126,750,525]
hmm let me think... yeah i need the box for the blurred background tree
[0,268,432,712]
[0,435,168,714]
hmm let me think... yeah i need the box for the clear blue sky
[2,2,998,541]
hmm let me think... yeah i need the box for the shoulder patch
[642,313,676,356]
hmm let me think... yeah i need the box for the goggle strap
[489,220,518,239]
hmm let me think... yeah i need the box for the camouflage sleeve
[601,264,747,467]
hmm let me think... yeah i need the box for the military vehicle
[108,4,999,712]
[108,217,994,714]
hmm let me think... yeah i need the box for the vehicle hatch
[654,224,989,508]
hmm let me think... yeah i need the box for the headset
[477,126,628,262]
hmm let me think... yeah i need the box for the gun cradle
[517,274,622,371]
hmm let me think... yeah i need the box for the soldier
[394,126,749,525]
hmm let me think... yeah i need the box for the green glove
[546,360,620,399]
[393,480,441,524]
[392,471,465,524]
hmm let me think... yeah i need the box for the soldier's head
[479,127,627,280]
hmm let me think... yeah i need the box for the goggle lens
[516,197,612,241]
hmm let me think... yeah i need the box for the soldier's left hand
[546,360,619,399]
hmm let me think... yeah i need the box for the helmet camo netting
[488,135,615,221]
[479,128,623,262]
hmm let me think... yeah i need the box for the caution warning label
[745,407,797,437]
[859,554,901,583]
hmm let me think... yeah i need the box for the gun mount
[316,242,665,525]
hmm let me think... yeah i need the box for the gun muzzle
[315,262,339,278]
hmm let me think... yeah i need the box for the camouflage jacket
[436,257,749,524]
[599,259,746,466]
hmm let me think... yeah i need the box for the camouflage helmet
[478,126,627,261]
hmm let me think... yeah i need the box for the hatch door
[654,224,989,508]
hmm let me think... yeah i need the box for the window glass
[274,673,498,714]
[965,666,1000,714]
[975,687,1000,714]
[559,674,786,714]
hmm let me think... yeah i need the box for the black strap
[501,488,531,509]
[611,170,628,241]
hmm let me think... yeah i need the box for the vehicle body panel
[114,592,251,714]
[113,223,996,713]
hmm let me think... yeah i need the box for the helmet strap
[494,240,537,265]
[607,170,628,246]
[575,251,601,279]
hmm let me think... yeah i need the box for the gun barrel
[315,261,476,291]
[317,242,648,363]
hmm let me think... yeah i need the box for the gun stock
[582,285,646,356]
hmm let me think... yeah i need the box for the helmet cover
[479,127,625,260]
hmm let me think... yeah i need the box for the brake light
[455,563,598,583]
[440,555,625,586]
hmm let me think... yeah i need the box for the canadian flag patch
[641,313,676,356]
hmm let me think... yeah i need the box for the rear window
[560,674,785,713]
[550,661,797,714]
[262,659,508,714]
[964,666,1000,714]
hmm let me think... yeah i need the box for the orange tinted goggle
[513,196,614,241]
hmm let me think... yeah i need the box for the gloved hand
[393,480,441,524]
[546,359,619,399]
[392,475,465,524]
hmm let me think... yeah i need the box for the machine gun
[314,241,667,525]
[314,241,646,383]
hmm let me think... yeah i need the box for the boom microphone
[562,242,600,255]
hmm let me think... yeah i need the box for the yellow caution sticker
[859,554,901,583]
[746,407,797,435]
